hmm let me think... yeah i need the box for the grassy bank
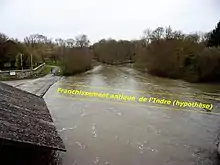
[0,65,53,81]
[33,65,53,77]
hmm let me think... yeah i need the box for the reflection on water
[45,65,220,165]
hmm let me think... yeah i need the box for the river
[43,64,220,165]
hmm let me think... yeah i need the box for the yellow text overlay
[57,87,213,111]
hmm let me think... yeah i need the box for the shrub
[196,47,220,81]
[139,39,203,79]
[61,47,93,75]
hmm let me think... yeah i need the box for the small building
[0,40,21,70]
[0,82,66,164]
[0,39,36,70]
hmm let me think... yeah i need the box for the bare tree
[0,33,9,44]
[172,30,185,40]
[24,34,47,46]
[65,39,75,48]
[152,27,164,40]
[185,33,200,43]
[197,31,211,44]
[142,28,153,45]
[165,26,173,39]
[55,38,65,47]
[75,34,90,47]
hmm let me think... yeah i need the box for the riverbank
[2,67,61,97]
[55,59,101,76]
[2,63,101,97]
[0,64,54,81]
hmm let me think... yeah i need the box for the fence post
[30,54,33,75]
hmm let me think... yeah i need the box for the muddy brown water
[44,65,220,165]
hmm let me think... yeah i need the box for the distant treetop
[207,21,220,47]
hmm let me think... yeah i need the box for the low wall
[0,63,45,79]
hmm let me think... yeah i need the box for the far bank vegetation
[0,21,220,82]
[0,34,93,75]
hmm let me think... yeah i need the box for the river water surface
[44,65,220,165]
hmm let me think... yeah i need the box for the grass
[0,65,54,81]
[35,65,53,77]
[45,60,61,66]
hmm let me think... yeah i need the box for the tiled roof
[0,82,66,151]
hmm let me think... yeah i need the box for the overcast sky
[0,0,219,43]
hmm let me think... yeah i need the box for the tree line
[134,22,220,82]
[0,33,92,74]
[0,21,220,82]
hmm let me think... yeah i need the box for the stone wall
[0,63,45,79]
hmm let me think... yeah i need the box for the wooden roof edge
[0,82,42,99]
[2,39,19,45]
[0,137,66,152]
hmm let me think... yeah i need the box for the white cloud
[0,0,219,43]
